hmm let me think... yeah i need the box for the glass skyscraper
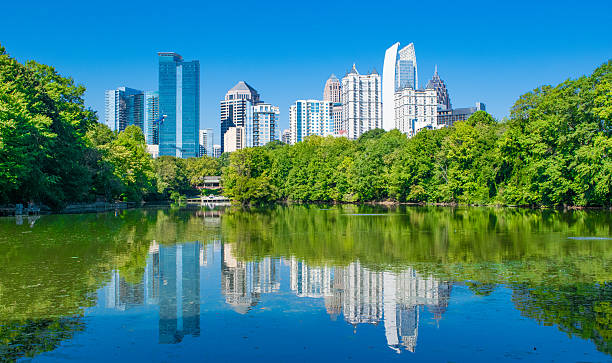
[104,87,144,132]
[144,91,159,145]
[158,52,200,158]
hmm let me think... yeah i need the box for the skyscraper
[250,103,279,147]
[425,66,451,111]
[199,128,214,157]
[220,81,260,153]
[104,87,144,132]
[144,91,159,145]
[158,52,200,158]
[289,100,334,144]
[382,42,419,131]
[340,64,382,139]
[323,74,341,103]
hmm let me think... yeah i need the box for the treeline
[0,44,222,209]
[224,61,611,207]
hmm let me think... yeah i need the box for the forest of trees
[223,61,611,207]
[1,42,610,209]
[0,44,222,209]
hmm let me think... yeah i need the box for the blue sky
[2,0,611,143]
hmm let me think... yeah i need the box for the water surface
[0,206,611,361]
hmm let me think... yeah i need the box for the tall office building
[104,87,144,132]
[289,100,334,144]
[199,128,214,157]
[332,103,343,136]
[340,64,382,139]
[382,42,418,130]
[396,44,418,91]
[144,91,159,145]
[394,87,437,137]
[158,52,200,158]
[323,74,341,103]
[250,103,279,147]
[220,81,260,153]
[425,66,451,111]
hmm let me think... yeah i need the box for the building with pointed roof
[340,64,382,139]
[220,81,260,153]
[425,66,452,111]
[323,74,341,103]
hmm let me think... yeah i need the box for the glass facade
[104,87,144,132]
[144,91,159,145]
[158,52,200,158]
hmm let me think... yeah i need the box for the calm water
[1,206,611,362]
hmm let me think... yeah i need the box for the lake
[0,205,611,362]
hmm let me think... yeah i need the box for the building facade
[394,87,437,137]
[199,129,214,157]
[437,103,486,127]
[249,103,279,147]
[323,74,341,103]
[340,64,382,139]
[281,129,291,144]
[144,91,159,145]
[158,52,200,158]
[220,81,260,153]
[425,66,451,111]
[289,100,334,144]
[212,144,221,158]
[224,126,245,153]
[382,42,419,131]
[104,87,144,132]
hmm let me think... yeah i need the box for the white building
[249,103,279,147]
[394,87,437,137]
[341,64,382,139]
[224,126,245,153]
[289,100,334,144]
[281,129,291,144]
[212,144,221,158]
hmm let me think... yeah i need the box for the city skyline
[3,0,609,140]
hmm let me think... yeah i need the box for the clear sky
[2,0,611,143]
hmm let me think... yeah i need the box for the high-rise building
[396,44,418,91]
[281,129,291,144]
[394,87,437,137]
[199,129,214,157]
[340,64,382,139]
[383,42,419,131]
[250,103,279,147]
[220,81,260,153]
[323,74,341,103]
[437,102,486,127]
[158,52,200,158]
[104,87,144,132]
[212,144,221,158]
[425,66,451,111]
[332,103,343,136]
[144,91,159,145]
[224,126,245,153]
[289,100,334,144]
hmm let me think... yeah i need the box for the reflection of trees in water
[0,316,83,361]
[512,282,612,355]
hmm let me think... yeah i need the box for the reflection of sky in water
[26,241,607,362]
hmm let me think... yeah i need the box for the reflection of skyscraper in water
[159,242,201,344]
[288,258,451,353]
[383,268,452,353]
[342,262,384,325]
[221,244,280,314]
[290,258,333,298]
